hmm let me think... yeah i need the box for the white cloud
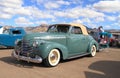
[78,8,104,18]
[95,17,104,22]
[118,15,120,19]
[1,6,31,16]
[56,0,70,5]
[1,8,14,15]
[28,6,54,19]
[71,19,83,24]
[54,7,104,19]
[93,0,120,13]
[35,0,70,9]
[15,17,33,25]
[82,18,91,23]
[0,0,22,8]
[0,0,24,19]
[106,16,116,21]
[70,0,83,5]
[15,7,31,16]
[0,13,12,19]
[44,2,60,9]
[87,23,97,28]
[0,0,55,20]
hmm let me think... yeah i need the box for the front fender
[38,42,69,60]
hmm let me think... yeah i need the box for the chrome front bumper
[12,51,42,63]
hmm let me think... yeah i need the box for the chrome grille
[20,40,33,56]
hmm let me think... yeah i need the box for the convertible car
[12,24,99,67]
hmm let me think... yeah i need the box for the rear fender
[88,40,99,52]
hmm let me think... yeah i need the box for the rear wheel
[44,49,60,67]
[90,45,96,57]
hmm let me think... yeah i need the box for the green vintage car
[12,24,99,67]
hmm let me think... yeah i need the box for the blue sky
[0,0,120,29]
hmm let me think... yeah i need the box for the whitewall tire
[44,49,60,67]
[90,45,96,57]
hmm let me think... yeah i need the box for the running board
[67,53,90,59]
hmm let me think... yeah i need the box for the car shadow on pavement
[0,48,13,50]
[0,56,45,68]
[85,60,120,78]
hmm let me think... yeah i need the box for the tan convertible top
[53,23,88,35]
[70,23,88,35]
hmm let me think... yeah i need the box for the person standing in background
[98,26,104,38]
[98,26,104,33]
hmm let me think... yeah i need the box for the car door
[67,26,89,56]
[1,29,23,47]
[0,29,12,46]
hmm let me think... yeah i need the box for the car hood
[23,32,66,41]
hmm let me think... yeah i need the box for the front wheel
[90,45,96,57]
[44,49,60,67]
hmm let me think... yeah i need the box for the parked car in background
[116,35,120,47]
[108,34,120,47]
[12,23,99,67]
[0,26,26,48]
[90,30,113,49]
[99,32,112,48]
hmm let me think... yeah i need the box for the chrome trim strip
[12,51,42,63]
[34,36,66,40]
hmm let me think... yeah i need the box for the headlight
[33,41,39,47]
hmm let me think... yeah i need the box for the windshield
[47,25,70,33]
